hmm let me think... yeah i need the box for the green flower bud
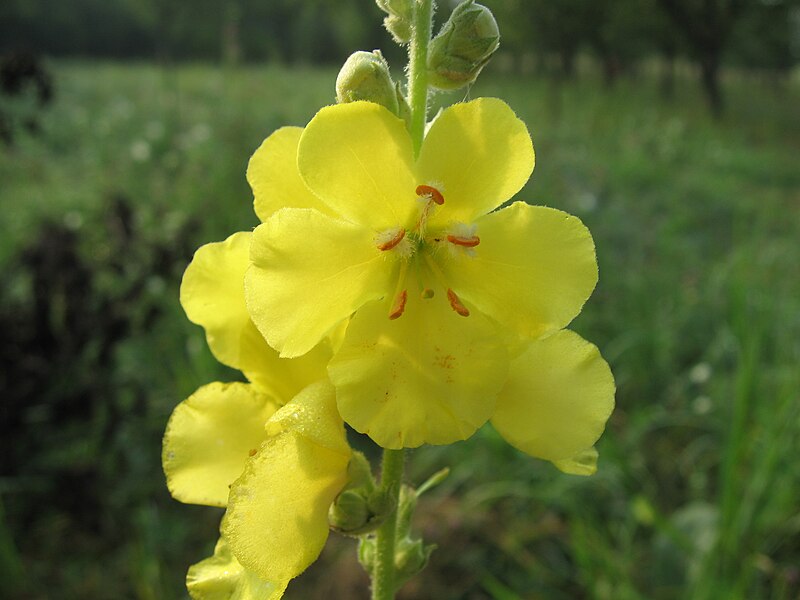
[329,489,370,534]
[428,0,500,90]
[328,483,398,536]
[375,0,413,44]
[336,50,400,115]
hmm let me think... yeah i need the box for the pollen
[389,289,408,320]
[416,184,445,205]
[447,288,470,317]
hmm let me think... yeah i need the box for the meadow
[1,60,798,599]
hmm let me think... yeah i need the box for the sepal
[375,0,413,43]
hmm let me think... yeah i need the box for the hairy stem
[371,449,405,600]
[407,0,434,157]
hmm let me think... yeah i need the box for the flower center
[375,184,479,320]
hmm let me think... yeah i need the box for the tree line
[1,0,797,114]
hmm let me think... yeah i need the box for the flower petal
[180,231,331,400]
[248,126,334,222]
[417,97,534,224]
[224,381,351,583]
[246,208,393,358]
[491,330,615,462]
[181,232,254,371]
[163,382,279,507]
[329,293,508,449]
[186,534,287,600]
[444,202,598,339]
[298,101,417,230]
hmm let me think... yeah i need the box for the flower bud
[328,485,397,536]
[375,0,413,44]
[336,50,400,115]
[427,0,500,90]
[328,489,370,534]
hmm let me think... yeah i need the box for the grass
[1,60,798,599]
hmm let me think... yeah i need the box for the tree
[655,0,746,116]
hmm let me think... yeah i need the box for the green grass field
[1,61,798,599]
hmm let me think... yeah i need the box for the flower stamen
[416,184,445,205]
[446,288,470,317]
[389,289,408,320]
[388,260,410,319]
[376,227,407,251]
[414,184,445,234]
[446,234,480,247]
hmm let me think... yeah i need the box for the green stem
[408,0,434,157]
[371,449,405,600]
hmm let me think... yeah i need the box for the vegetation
[0,58,797,598]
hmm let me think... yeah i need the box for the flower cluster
[163,96,614,598]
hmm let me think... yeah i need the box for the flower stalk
[407,0,434,157]
[371,448,405,600]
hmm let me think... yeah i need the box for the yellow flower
[163,231,333,507]
[165,233,352,596]
[245,98,607,451]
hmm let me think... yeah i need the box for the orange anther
[248,448,257,457]
[389,289,408,320]
[446,234,480,247]
[377,228,406,251]
[416,184,445,205]
[447,288,470,317]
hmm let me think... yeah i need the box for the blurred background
[1,0,798,598]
